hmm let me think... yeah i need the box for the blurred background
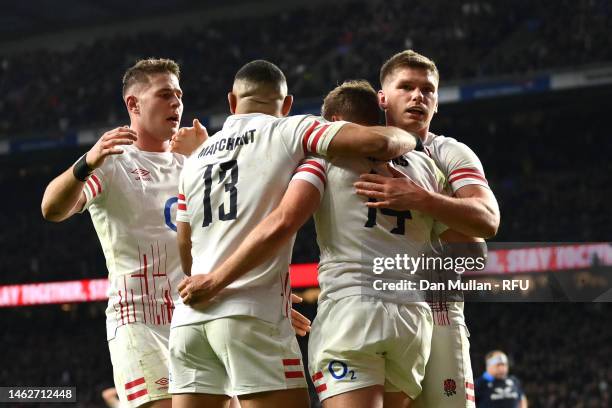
[1,0,611,406]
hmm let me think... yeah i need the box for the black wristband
[73,154,93,182]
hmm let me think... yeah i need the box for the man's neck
[386,119,429,140]
[131,124,169,152]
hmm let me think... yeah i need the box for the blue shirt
[475,372,524,408]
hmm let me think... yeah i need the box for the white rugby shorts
[169,315,307,396]
[308,296,433,402]
[413,323,475,408]
[108,323,171,408]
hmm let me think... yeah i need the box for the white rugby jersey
[422,132,489,193]
[80,144,185,340]
[172,113,346,327]
[292,152,447,304]
[423,132,489,326]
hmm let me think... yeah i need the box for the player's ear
[434,99,439,114]
[330,114,342,122]
[281,94,293,117]
[126,95,139,114]
[228,92,237,114]
[377,90,387,110]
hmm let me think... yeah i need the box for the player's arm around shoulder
[327,123,418,161]
[41,126,136,222]
[275,114,417,162]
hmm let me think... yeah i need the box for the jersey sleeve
[290,156,327,199]
[79,161,110,213]
[176,166,190,223]
[275,115,347,158]
[433,137,489,193]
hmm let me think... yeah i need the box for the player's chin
[400,117,424,132]
[161,123,179,139]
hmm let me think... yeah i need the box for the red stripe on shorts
[127,389,148,401]
[312,371,323,381]
[315,384,327,393]
[125,377,145,390]
[283,358,301,366]
[285,371,304,378]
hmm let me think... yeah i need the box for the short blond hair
[321,80,380,126]
[380,50,439,86]
[122,58,180,96]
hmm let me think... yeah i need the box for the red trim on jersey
[118,290,125,325]
[465,381,474,390]
[285,371,305,379]
[449,167,483,177]
[315,384,327,393]
[164,289,173,323]
[309,124,330,154]
[178,204,187,211]
[302,121,320,154]
[143,254,149,295]
[178,194,185,200]
[283,358,301,366]
[91,174,102,194]
[127,389,148,401]
[86,179,97,198]
[466,394,475,402]
[449,173,488,185]
[312,371,323,381]
[295,167,326,186]
[125,377,145,389]
[304,160,325,173]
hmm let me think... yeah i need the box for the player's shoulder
[425,132,467,152]
[474,374,490,388]
[507,375,522,385]
[426,132,478,155]
[270,114,325,130]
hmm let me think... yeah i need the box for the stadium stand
[1,0,612,140]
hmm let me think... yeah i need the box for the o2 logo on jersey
[164,197,178,232]
[328,360,357,381]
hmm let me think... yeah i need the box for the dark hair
[322,80,381,126]
[122,58,180,96]
[380,50,439,86]
[234,60,287,89]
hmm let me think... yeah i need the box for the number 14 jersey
[293,153,448,304]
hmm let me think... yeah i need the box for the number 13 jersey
[172,113,345,328]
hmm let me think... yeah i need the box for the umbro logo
[131,168,152,181]
[155,377,169,386]
[155,377,169,390]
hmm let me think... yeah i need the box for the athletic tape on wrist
[73,154,93,182]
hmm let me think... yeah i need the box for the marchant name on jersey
[199,129,256,158]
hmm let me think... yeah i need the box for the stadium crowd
[1,0,611,139]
